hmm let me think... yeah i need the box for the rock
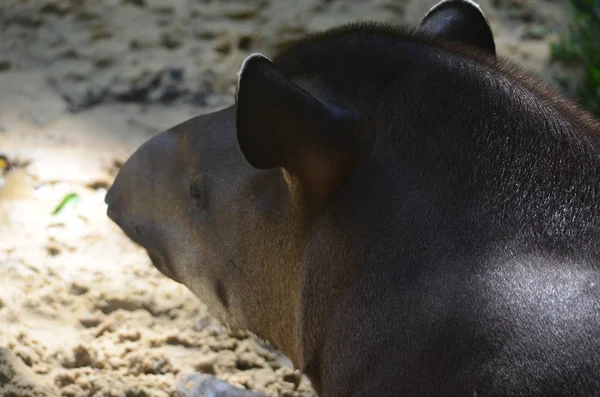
[195,352,218,375]
[39,0,71,16]
[279,369,302,389]
[56,48,79,60]
[176,373,267,397]
[237,35,253,51]
[189,91,208,106]
[236,352,267,370]
[167,67,184,81]
[78,312,104,328]
[126,351,173,375]
[215,350,238,371]
[246,368,277,390]
[149,83,187,103]
[123,0,146,7]
[94,56,115,69]
[522,25,547,40]
[0,348,57,396]
[118,70,163,101]
[211,338,237,352]
[69,282,89,296]
[0,60,12,72]
[9,13,43,27]
[129,38,154,50]
[67,87,107,112]
[59,345,93,369]
[214,38,232,56]
[90,26,113,41]
[75,9,101,21]
[145,0,176,14]
[160,31,183,50]
[225,6,260,21]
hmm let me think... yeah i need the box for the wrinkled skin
[106,1,600,396]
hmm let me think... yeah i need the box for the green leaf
[551,0,600,116]
[52,193,80,215]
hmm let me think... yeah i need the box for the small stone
[33,363,52,374]
[46,245,61,256]
[94,56,114,69]
[62,87,107,112]
[160,32,183,50]
[210,338,237,352]
[11,14,43,27]
[215,350,237,370]
[54,371,76,387]
[206,95,224,107]
[79,313,102,328]
[117,328,141,342]
[167,67,184,81]
[195,351,218,374]
[39,1,70,16]
[71,345,93,368]
[69,281,89,296]
[521,25,546,40]
[0,60,12,72]
[108,356,127,369]
[129,38,150,50]
[151,5,174,14]
[127,352,172,375]
[237,35,253,51]
[248,368,277,389]
[90,27,112,41]
[214,38,232,56]
[193,29,216,40]
[236,352,266,370]
[57,48,78,59]
[76,9,100,21]
[189,91,208,106]
[225,6,258,20]
[162,84,188,102]
[281,371,302,388]
[123,0,146,6]
[177,373,266,397]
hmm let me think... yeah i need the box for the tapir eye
[189,183,202,199]
[189,175,205,201]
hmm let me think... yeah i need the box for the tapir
[105,0,600,395]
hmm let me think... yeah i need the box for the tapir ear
[419,0,496,56]
[235,53,361,203]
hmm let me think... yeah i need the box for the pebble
[521,25,547,40]
[123,0,146,7]
[0,60,12,72]
[160,31,183,50]
[39,0,71,16]
[176,373,267,397]
[194,351,218,375]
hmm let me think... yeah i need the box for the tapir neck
[275,35,600,392]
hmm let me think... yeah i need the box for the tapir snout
[105,130,184,282]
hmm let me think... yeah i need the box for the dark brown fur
[106,1,600,395]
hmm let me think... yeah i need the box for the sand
[0,0,574,395]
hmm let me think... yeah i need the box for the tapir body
[106,1,600,395]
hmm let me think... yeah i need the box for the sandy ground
[0,0,575,396]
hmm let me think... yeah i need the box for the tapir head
[105,0,496,368]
